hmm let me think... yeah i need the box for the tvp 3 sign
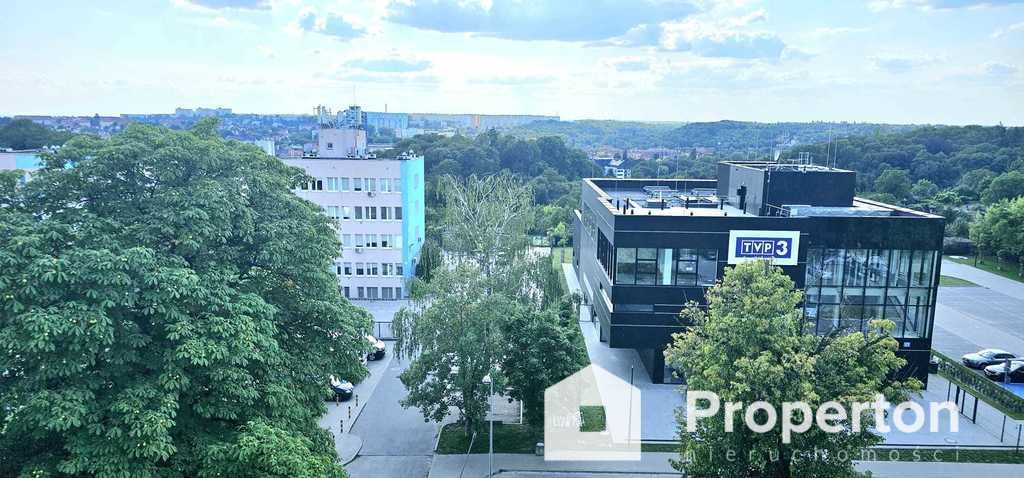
[727,230,801,266]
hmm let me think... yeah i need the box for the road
[933,260,1024,359]
[345,355,442,478]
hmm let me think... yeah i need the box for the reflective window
[804,247,937,339]
[615,247,718,286]
[615,248,636,284]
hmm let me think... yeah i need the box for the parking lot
[933,286,1024,382]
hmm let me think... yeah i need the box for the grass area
[939,275,980,287]
[551,246,571,292]
[948,255,1024,284]
[435,422,541,454]
[579,406,606,432]
[865,448,1024,464]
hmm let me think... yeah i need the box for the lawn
[579,406,606,432]
[865,448,1024,464]
[948,255,1024,284]
[939,275,979,287]
[551,246,571,292]
[435,422,541,454]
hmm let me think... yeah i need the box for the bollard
[348,406,352,419]
[339,419,344,434]
[355,394,359,407]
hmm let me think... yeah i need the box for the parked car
[984,361,1024,382]
[366,335,385,361]
[961,349,1017,369]
[329,376,354,401]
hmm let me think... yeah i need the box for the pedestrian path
[941,260,1024,298]
[319,351,394,463]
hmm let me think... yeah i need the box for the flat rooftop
[587,178,940,219]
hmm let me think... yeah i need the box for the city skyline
[1,0,1022,125]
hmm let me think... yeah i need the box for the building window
[615,247,717,286]
[382,263,393,276]
[355,207,363,220]
[366,178,377,192]
[368,234,378,248]
[383,287,394,300]
[396,287,403,298]
[395,206,403,220]
[380,178,392,193]
[596,230,613,278]
[343,262,352,276]
[310,180,323,191]
[615,248,637,285]
[342,234,352,247]
[394,178,402,193]
[804,248,936,338]
[327,142,334,149]
[370,263,379,276]
[369,207,377,220]
[343,287,350,298]
[355,234,365,248]
[340,177,350,192]
[381,235,391,248]
[353,177,363,191]
[327,177,339,191]
[357,287,365,299]
[367,287,379,300]
[342,206,352,220]
[355,262,365,276]
[396,263,404,276]
[381,207,391,220]
[326,206,340,222]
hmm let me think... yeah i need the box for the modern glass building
[572,161,944,384]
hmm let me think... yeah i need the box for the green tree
[958,169,996,199]
[981,170,1024,204]
[972,196,1024,274]
[500,302,586,428]
[910,179,939,202]
[0,121,368,477]
[393,265,509,436]
[873,169,912,202]
[666,261,917,478]
[0,119,72,150]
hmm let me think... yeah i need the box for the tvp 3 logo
[727,230,801,266]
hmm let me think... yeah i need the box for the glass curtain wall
[804,248,936,339]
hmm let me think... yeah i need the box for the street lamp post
[482,374,493,477]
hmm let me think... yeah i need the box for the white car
[366,335,386,361]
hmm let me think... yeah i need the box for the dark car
[961,349,1017,369]
[329,376,354,401]
[366,335,385,361]
[984,361,1024,382]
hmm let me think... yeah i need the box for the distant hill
[510,119,918,151]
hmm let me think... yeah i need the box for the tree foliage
[666,262,918,478]
[0,119,73,150]
[971,196,1024,271]
[0,121,369,477]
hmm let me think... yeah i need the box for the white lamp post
[482,374,493,477]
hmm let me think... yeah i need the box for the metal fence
[932,350,1024,420]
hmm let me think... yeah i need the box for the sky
[1,0,1022,125]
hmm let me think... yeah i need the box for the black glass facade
[804,248,937,339]
[573,168,945,384]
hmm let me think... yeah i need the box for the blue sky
[1,0,1022,124]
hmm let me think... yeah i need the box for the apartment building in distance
[284,105,425,300]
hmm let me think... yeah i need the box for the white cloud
[991,20,1024,37]
[869,0,1024,11]
[385,0,696,42]
[871,55,941,73]
[295,10,366,41]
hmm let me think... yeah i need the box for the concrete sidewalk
[319,351,394,463]
[428,452,679,478]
